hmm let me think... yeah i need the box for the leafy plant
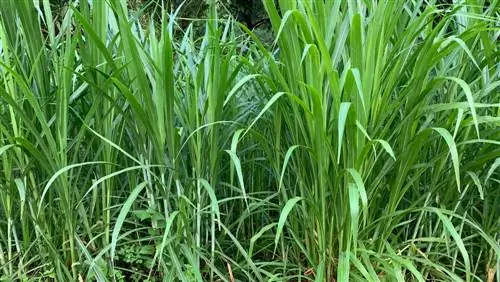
[0,0,498,281]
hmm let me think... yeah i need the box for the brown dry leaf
[487,268,495,282]
[304,268,315,276]
[227,262,235,282]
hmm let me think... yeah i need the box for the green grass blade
[110,181,148,261]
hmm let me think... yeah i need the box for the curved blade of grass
[485,158,499,185]
[348,252,378,282]
[199,179,221,229]
[77,165,157,208]
[217,220,262,281]
[347,169,368,226]
[38,161,108,216]
[85,124,140,164]
[111,181,148,261]
[225,150,248,208]
[0,144,15,156]
[150,211,178,276]
[223,74,260,106]
[355,120,371,140]
[466,171,483,200]
[373,139,396,160]
[176,121,236,161]
[168,245,187,281]
[434,209,471,282]
[385,242,425,282]
[453,108,464,139]
[348,69,367,116]
[230,129,244,153]
[75,236,107,282]
[274,197,302,248]
[243,92,285,137]
[432,127,461,192]
[249,223,277,258]
[279,145,302,192]
[444,77,480,138]
[442,37,480,70]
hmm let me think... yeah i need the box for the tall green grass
[0,0,498,281]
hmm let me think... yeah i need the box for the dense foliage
[0,0,499,281]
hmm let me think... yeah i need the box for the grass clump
[0,0,499,281]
